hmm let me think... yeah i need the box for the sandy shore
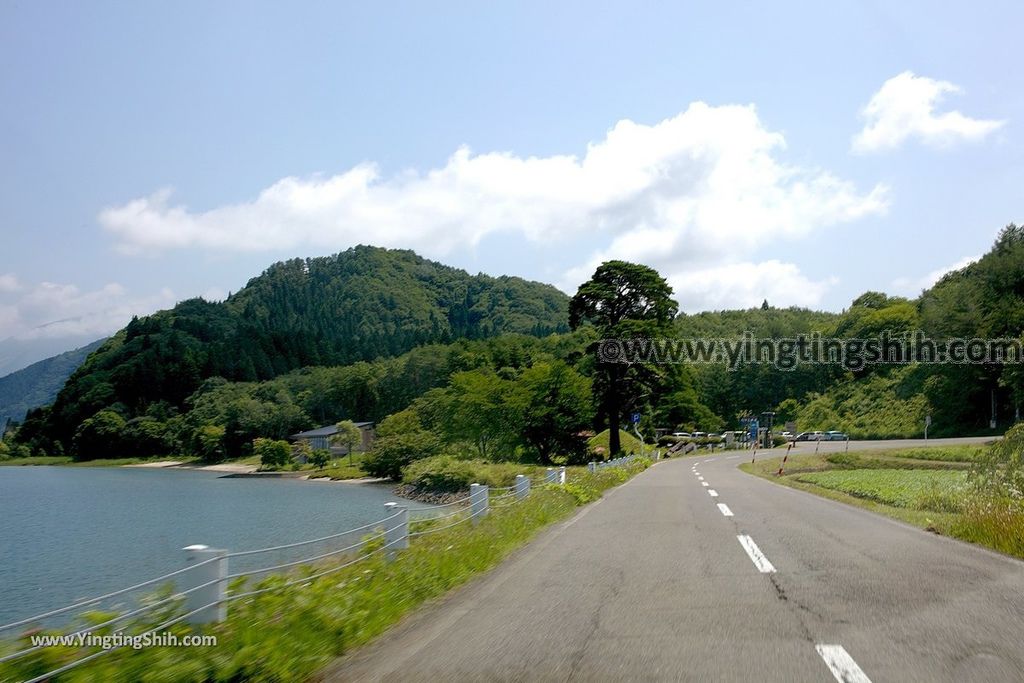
[123,461,258,474]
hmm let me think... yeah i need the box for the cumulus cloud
[891,254,979,296]
[852,72,1004,153]
[667,261,838,311]
[0,280,176,340]
[99,102,887,310]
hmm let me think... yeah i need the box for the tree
[419,369,518,459]
[72,410,127,461]
[507,361,593,464]
[195,424,226,461]
[569,261,678,455]
[253,437,291,469]
[363,432,441,480]
[331,420,363,466]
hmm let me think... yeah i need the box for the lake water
[0,466,412,626]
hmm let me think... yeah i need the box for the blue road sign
[631,412,641,424]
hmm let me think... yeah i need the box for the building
[289,422,376,454]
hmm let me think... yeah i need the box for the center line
[736,534,776,573]
[816,644,872,683]
[708,489,718,497]
[701,482,709,487]
[698,476,704,481]
[717,503,733,516]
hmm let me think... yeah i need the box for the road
[324,439,1024,682]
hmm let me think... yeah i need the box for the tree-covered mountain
[12,225,1024,461]
[20,246,569,455]
[0,339,105,426]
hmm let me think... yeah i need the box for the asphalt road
[324,439,1024,682]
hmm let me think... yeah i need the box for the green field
[796,469,968,509]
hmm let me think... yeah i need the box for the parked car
[794,431,824,441]
[707,433,724,442]
[780,430,795,439]
[825,430,848,441]
[671,432,691,438]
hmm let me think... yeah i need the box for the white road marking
[717,503,733,516]
[708,489,719,497]
[701,482,709,487]
[736,535,776,573]
[816,644,872,683]
[698,476,704,481]
[726,455,740,460]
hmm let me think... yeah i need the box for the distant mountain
[0,334,102,378]
[0,338,105,425]
[30,246,570,450]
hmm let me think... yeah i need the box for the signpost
[631,413,643,458]
[925,414,931,440]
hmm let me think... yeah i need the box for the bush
[402,455,533,491]
[254,438,291,469]
[309,449,330,470]
[363,431,441,480]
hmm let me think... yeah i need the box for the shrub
[402,455,533,491]
[254,438,291,469]
[309,449,330,470]
[363,431,441,480]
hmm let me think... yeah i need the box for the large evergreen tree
[569,261,678,455]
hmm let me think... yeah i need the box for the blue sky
[1,1,1020,345]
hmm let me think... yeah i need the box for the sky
[1,1,1021,347]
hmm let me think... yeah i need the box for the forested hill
[0,338,105,424]
[28,246,569,450]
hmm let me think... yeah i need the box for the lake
[0,466,414,626]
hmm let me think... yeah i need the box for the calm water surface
[0,466,410,625]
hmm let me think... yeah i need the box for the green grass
[587,429,645,456]
[310,458,370,480]
[795,469,968,510]
[863,445,987,462]
[0,455,73,466]
[741,447,1024,560]
[0,459,652,682]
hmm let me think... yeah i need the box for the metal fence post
[383,502,408,560]
[181,545,227,624]
[515,474,529,501]
[559,466,566,484]
[470,483,489,524]
[588,461,596,473]
[544,467,556,485]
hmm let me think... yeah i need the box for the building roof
[291,422,374,439]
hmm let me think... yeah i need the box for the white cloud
[668,261,838,311]
[0,274,21,293]
[99,102,887,311]
[852,72,1004,153]
[891,254,979,295]
[0,280,176,340]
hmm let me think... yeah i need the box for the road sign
[631,412,641,424]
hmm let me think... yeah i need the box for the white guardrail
[0,460,640,683]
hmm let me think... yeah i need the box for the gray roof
[291,422,374,439]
